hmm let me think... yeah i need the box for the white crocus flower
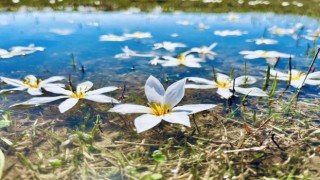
[161,52,203,68]
[270,69,320,88]
[123,32,152,39]
[99,34,129,42]
[0,75,64,95]
[108,76,216,133]
[114,46,154,59]
[239,50,292,60]
[186,74,268,99]
[153,41,187,52]
[246,38,278,45]
[189,43,218,60]
[12,81,119,113]
[214,30,248,36]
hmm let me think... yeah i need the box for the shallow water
[0,11,319,116]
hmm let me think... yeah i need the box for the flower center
[291,72,304,80]
[216,80,231,88]
[23,78,42,88]
[70,92,85,99]
[260,52,268,58]
[148,103,171,116]
[275,28,283,34]
[177,54,186,64]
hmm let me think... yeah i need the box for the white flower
[49,28,73,36]
[114,46,154,59]
[214,30,248,36]
[281,2,290,6]
[270,69,320,88]
[186,74,268,99]
[161,53,203,68]
[239,50,292,60]
[0,49,23,59]
[108,76,216,133]
[246,38,278,45]
[99,34,129,42]
[0,44,44,59]
[123,32,152,39]
[11,81,119,113]
[303,28,320,41]
[176,20,193,26]
[189,43,218,60]
[227,14,239,22]
[197,23,209,30]
[171,33,179,37]
[149,56,166,66]
[0,75,64,95]
[269,23,302,36]
[153,41,186,52]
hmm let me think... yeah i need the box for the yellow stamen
[148,103,171,116]
[291,71,305,80]
[260,52,268,58]
[216,80,231,88]
[177,54,186,64]
[23,78,42,88]
[70,92,85,99]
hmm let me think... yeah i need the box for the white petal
[243,54,261,59]
[270,69,289,78]
[183,60,202,68]
[27,88,43,95]
[134,114,162,133]
[162,112,191,127]
[44,86,73,96]
[59,98,79,113]
[217,88,233,99]
[173,104,216,114]
[0,86,27,94]
[305,79,320,85]
[234,76,257,86]
[10,96,68,107]
[187,77,215,85]
[77,81,93,94]
[0,76,25,87]
[40,76,65,85]
[163,78,186,108]
[108,104,151,114]
[86,86,118,95]
[290,80,304,88]
[185,84,215,89]
[25,75,37,84]
[216,73,230,82]
[145,75,165,103]
[84,95,119,103]
[234,87,268,97]
[308,71,320,79]
[161,61,180,67]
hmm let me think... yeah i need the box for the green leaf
[0,149,4,179]
[48,159,62,168]
[0,119,10,128]
[142,173,163,180]
[152,151,166,162]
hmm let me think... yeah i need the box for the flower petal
[145,75,165,103]
[108,104,151,114]
[86,86,118,95]
[305,79,320,85]
[134,114,162,133]
[25,75,37,84]
[59,98,79,113]
[162,112,191,127]
[40,76,65,85]
[44,86,73,96]
[187,77,215,85]
[290,80,304,88]
[161,60,180,67]
[234,76,257,86]
[217,88,233,99]
[84,95,119,103]
[77,81,93,94]
[270,69,289,78]
[185,84,215,89]
[10,96,68,107]
[183,60,202,68]
[163,78,186,108]
[0,76,25,87]
[173,104,216,114]
[234,87,268,97]
[308,71,320,79]
[0,86,27,94]
[27,88,43,95]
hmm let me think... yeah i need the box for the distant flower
[197,23,209,30]
[270,69,320,88]
[114,46,154,59]
[202,0,223,3]
[176,20,193,26]
[124,32,152,39]
[0,75,64,95]
[171,33,179,37]
[281,2,290,6]
[303,28,320,41]
[99,34,129,42]
[12,81,119,113]
[149,56,166,65]
[49,28,73,36]
[227,14,239,22]
[189,43,218,60]
[246,38,278,45]
[186,74,268,99]
[153,41,187,52]
[214,30,248,36]
[161,52,203,68]
[269,23,303,36]
[239,50,292,59]
[108,76,216,133]
[0,44,44,59]
[0,49,23,59]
